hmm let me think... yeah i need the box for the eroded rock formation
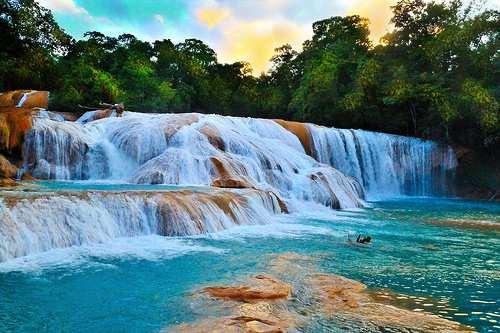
[0,154,17,179]
[0,90,48,109]
[25,111,365,209]
[0,90,50,185]
[0,107,33,153]
[273,119,312,155]
[204,275,291,302]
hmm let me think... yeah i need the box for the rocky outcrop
[210,156,254,189]
[170,253,474,333]
[273,119,312,155]
[0,153,22,186]
[199,123,226,151]
[204,275,291,302]
[0,90,48,109]
[0,154,17,179]
[77,109,115,123]
[452,147,499,201]
[0,107,33,153]
[0,90,50,185]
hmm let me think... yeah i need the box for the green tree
[0,0,71,90]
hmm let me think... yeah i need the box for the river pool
[0,190,498,332]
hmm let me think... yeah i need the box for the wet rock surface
[168,253,475,332]
[0,90,48,109]
[273,119,312,156]
[204,275,291,302]
[0,154,17,179]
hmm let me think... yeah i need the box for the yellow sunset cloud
[348,0,396,43]
[219,20,308,74]
[196,6,231,29]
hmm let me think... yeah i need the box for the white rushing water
[0,189,282,261]
[22,112,365,209]
[3,111,457,261]
[307,125,457,199]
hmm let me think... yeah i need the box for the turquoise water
[0,193,498,332]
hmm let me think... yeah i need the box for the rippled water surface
[0,192,498,332]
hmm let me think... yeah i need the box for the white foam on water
[194,216,342,241]
[0,189,282,262]
[0,235,223,273]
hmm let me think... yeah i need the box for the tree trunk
[408,102,417,135]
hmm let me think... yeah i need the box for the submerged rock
[171,314,289,333]
[309,273,474,332]
[171,276,298,333]
[427,218,500,232]
[171,253,474,333]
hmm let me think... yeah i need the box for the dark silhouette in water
[356,234,372,244]
[347,234,372,244]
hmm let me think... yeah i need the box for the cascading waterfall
[22,113,365,209]
[4,110,457,262]
[307,125,457,198]
[0,189,283,261]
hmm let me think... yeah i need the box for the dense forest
[0,0,498,153]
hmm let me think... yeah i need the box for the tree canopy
[0,0,498,152]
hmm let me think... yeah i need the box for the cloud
[196,6,231,29]
[38,0,88,15]
[40,0,398,73]
[218,19,309,74]
[348,0,396,43]
[153,14,165,25]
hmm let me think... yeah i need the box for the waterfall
[307,125,457,199]
[4,111,459,261]
[22,113,365,209]
[0,189,283,261]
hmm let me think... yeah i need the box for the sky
[36,0,408,73]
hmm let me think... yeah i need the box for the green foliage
[1,0,498,153]
[290,52,340,124]
[0,0,71,90]
[461,79,499,133]
[51,61,122,109]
